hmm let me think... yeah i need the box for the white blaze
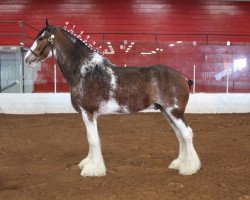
[24,40,37,60]
[24,31,46,61]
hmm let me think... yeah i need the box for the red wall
[1,0,250,34]
[0,0,250,92]
[1,0,250,45]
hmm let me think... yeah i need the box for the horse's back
[112,64,189,93]
[111,64,190,112]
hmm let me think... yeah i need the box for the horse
[24,19,201,177]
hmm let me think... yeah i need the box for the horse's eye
[38,37,43,41]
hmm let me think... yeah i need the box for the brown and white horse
[25,20,201,177]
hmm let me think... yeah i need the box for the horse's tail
[185,78,193,89]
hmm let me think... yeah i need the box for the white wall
[0,93,250,114]
[0,93,75,114]
[186,93,250,113]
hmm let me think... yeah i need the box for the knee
[183,128,193,143]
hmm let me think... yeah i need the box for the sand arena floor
[0,113,249,200]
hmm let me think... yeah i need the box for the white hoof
[78,157,90,170]
[178,157,201,175]
[80,161,107,177]
[168,158,182,170]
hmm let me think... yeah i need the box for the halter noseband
[29,34,55,60]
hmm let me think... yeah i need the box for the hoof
[80,161,107,177]
[78,157,90,170]
[168,158,182,170]
[178,158,201,175]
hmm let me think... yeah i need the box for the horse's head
[25,19,56,66]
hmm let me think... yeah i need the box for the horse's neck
[54,31,91,86]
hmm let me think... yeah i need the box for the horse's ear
[45,18,49,26]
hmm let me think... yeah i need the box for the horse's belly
[98,98,130,115]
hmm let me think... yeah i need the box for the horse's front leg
[78,110,106,177]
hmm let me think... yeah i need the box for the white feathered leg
[177,126,201,175]
[78,110,106,177]
[168,132,186,170]
[169,114,201,175]
[160,108,186,170]
[161,107,200,175]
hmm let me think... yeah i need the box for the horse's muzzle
[24,51,37,67]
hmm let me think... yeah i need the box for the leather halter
[29,34,55,60]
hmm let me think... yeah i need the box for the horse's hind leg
[159,107,185,170]
[160,106,201,175]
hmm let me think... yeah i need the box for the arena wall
[0,1,250,112]
[1,1,250,93]
[0,93,249,114]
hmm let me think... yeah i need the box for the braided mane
[61,22,104,55]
